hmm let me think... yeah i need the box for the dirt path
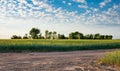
[0,49,119,71]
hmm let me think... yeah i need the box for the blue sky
[0,0,120,39]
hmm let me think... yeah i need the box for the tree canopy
[11,28,113,40]
[29,28,40,39]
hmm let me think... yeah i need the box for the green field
[0,39,120,52]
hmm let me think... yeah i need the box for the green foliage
[45,30,49,39]
[23,34,28,39]
[45,30,57,39]
[84,34,94,39]
[105,35,113,39]
[0,39,120,52]
[94,33,113,39]
[48,32,52,39]
[69,31,83,39]
[29,28,40,39]
[11,35,22,39]
[94,33,100,39]
[11,27,114,39]
[99,50,120,66]
[58,34,66,39]
[53,31,57,39]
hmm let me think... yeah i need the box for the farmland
[0,49,119,71]
[0,39,120,52]
[0,39,120,70]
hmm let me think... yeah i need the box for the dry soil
[0,49,119,71]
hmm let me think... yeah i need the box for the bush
[99,50,120,66]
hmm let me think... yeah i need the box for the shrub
[99,50,120,67]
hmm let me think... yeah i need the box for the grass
[99,50,120,67]
[0,39,120,52]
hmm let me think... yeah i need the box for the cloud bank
[0,0,120,39]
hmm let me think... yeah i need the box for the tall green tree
[29,28,40,39]
[94,33,100,39]
[106,35,113,39]
[89,34,94,39]
[58,34,66,39]
[45,30,49,39]
[69,31,83,39]
[100,35,105,39]
[38,33,44,39]
[11,35,22,39]
[69,32,74,39]
[109,35,113,39]
[23,34,28,39]
[53,31,57,39]
[48,32,52,39]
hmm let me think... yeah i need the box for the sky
[0,0,120,39]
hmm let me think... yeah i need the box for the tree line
[11,28,113,39]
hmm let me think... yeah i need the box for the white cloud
[32,0,39,5]
[93,8,99,12]
[0,0,120,39]
[113,4,119,9]
[0,17,120,39]
[68,3,72,6]
[85,10,91,14]
[100,2,105,8]
[62,1,66,4]
[19,0,27,4]
[72,0,86,3]
[89,8,99,13]
[99,0,111,8]
[0,0,119,25]
[78,5,88,9]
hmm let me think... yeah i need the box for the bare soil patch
[0,49,119,71]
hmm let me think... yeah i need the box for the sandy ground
[0,49,119,71]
